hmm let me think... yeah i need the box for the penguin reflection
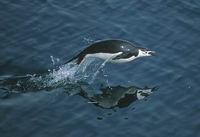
[79,85,157,109]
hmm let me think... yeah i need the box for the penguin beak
[148,51,156,56]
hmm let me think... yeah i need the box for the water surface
[0,0,200,137]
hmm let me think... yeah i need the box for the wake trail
[0,56,109,93]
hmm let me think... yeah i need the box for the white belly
[84,52,137,63]
[85,52,121,60]
[110,55,137,63]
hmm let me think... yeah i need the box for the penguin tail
[64,54,84,65]
[64,57,78,64]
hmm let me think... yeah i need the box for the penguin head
[137,48,156,57]
[136,89,153,100]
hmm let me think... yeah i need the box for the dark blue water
[0,0,200,137]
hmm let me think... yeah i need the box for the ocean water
[0,0,200,137]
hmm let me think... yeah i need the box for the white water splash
[47,53,122,87]
[31,56,101,88]
[89,53,122,83]
[50,56,60,66]
[89,58,109,84]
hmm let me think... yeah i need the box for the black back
[82,39,138,54]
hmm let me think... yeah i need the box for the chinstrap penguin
[65,39,156,64]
